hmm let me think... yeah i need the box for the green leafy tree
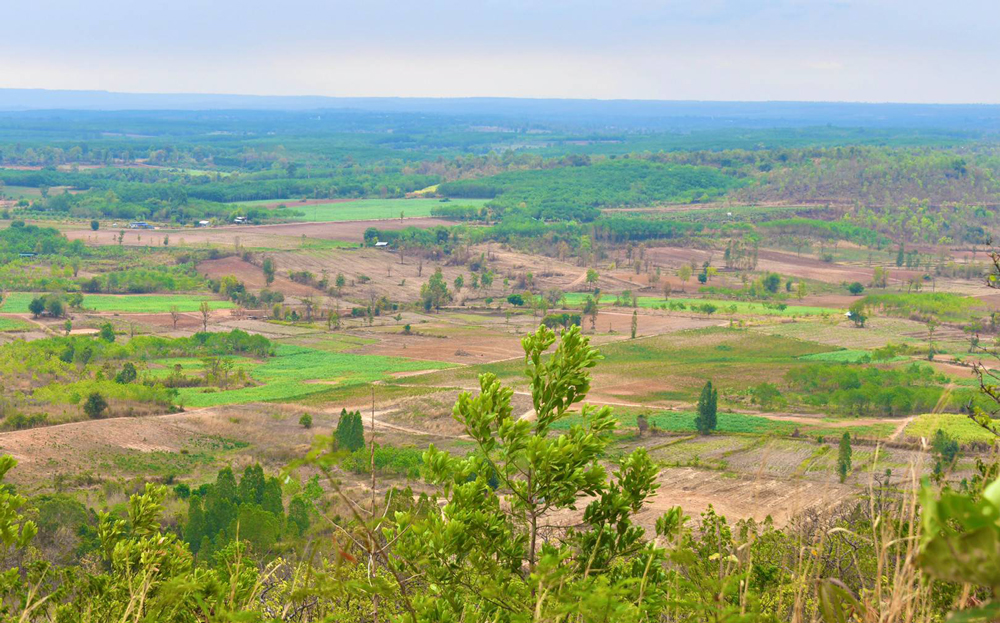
[27,297,45,318]
[695,380,718,435]
[114,362,137,384]
[99,321,115,342]
[931,429,959,480]
[262,257,275,286]
[287,495,310,536]
[83,392,108,419]
[420,268,452,312]
[395,325,667,620]
[848,300,868,327]
[848,281,865,295]
[90,219,99,231]
[299,413,313,429]
[335,409,366,452]
[837,432,852,482]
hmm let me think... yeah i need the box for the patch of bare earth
[64,218,455,248]
[197,256,319,296]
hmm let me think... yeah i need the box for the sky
[1,0,997,103]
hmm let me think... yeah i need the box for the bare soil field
[64,217,454,248]
[197,256,319,296]
[635,466,851,526]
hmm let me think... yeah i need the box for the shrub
[83,392,108,419]
[299,413,313,429]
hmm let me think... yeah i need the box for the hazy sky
[1,0,996,103]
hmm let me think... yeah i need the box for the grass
[0,292,233,314]
[406,326,836,402]
[99,436,249,476]
[798,349,909,363]
[178,344,454,408]
[553,408,893,438]
[904,412,997,444]
[237,198,489,222]
[561,293,841,317]
[0,316,32,331]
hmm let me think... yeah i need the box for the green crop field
[798,349,909,363]
[561,293,842,317]
[0,292,233,314]
[0,316,32,331]
[237,198,489,222]
[904,412,995,444]
[553,409,893,438]
[178,344,454,407]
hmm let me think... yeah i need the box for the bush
[299,413,313,429]
[83,392,108,419]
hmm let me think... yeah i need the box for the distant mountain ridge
[2,88,1000,130]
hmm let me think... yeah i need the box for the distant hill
[3,88,1000,131]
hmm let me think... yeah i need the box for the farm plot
[562,293,841,317]
[0,316,32,332]
[405,327,835,403]
[648,435,761,469]
[238,197,490,222]
[903,412,996,444]
[0,292,233,314]
[177,344,454,408]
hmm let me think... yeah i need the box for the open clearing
[0,292,233,314]
[63,217,456,248]
[237,197,489,221]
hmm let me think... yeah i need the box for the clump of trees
[335,408,366,452]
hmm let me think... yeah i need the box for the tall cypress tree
[336,410,366,452]
[695,381,718,435]
[837,432,852,483]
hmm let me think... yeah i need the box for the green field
[904,412,995,444]
[178,344,454,407]
[798,349,909,363]
[0,293,233,314]
[553,409,894,438]
[237,198,489,222]
[0,316,32,331]
[561,293,842,317]
[407,327,836,403]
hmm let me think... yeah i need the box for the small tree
[115,362,137,384]
[931,429,959,481]
[848,300,868,327]
[199,300,211,332]
[848,281,865,295]
[299,413,313,429]
[837,432,852,482]
[262,257,275,286]
[677,265,692,291]
[695,380,718,435]
[420,268,452,312]
[45,297,64,318]
[585,268,599,287]
[63,319,72,335]
[99,322,115,342]
[334,409,365,452]
[169,305,181,330]
[636,413,649,437]
[630,309,638,339]
[90,219,99,231]
[83,392,108,419]
[28,297,45,318]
